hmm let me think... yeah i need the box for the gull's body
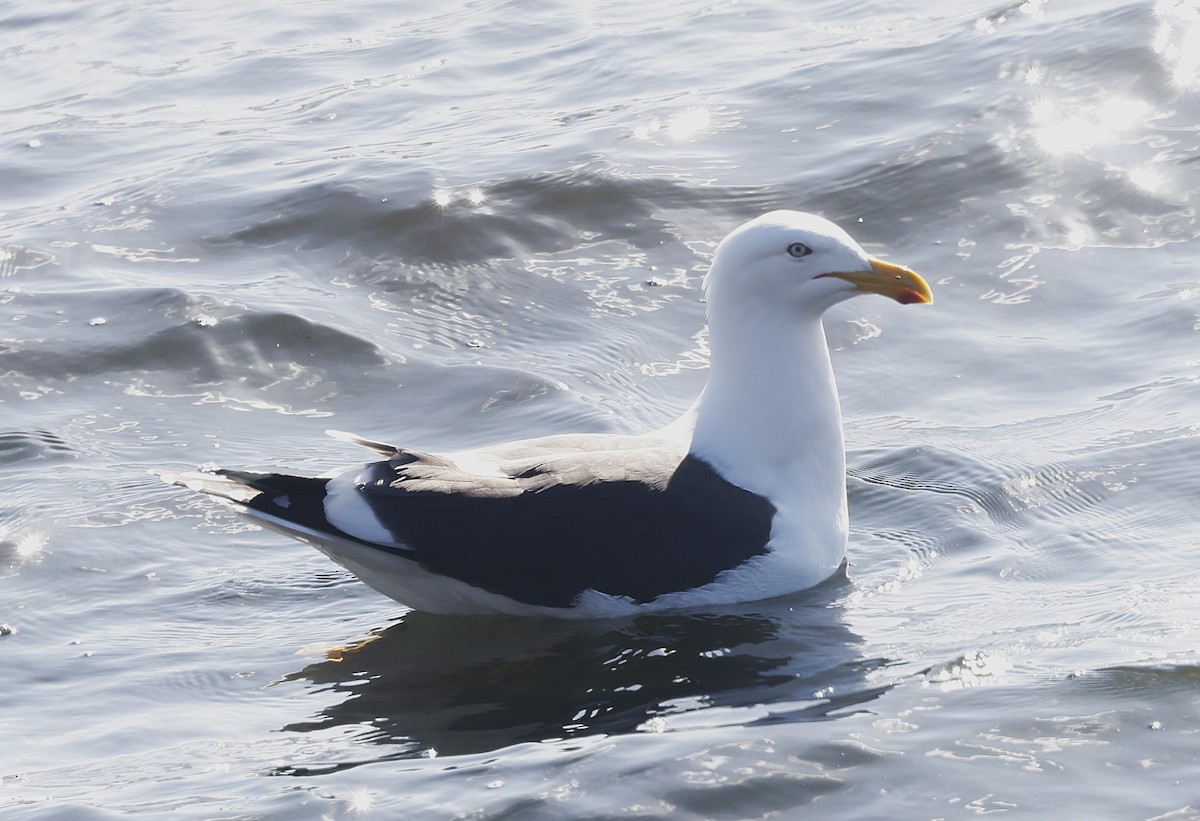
[167,211,931,617]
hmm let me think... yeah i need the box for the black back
[229,453,776,608]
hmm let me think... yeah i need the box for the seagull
[165,211,931,617]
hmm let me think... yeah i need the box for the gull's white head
[704,210,932,317]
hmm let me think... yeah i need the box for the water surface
[3,0,1200,817]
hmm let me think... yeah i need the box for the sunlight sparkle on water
[1155,0,1200,88]
[667,107,712,140]
[634,106,715,142]
[14,530,48,562]
[431,186,487,209]
[1028,94,1150,156]
[1128,162,1168,194]
[347,787,375,814]
[1019,0,1047,17]
[923,650,1012,691]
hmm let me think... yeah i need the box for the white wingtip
[153,467,262,504]
[325,429,401,457]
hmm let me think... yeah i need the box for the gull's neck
[687,310,846,502]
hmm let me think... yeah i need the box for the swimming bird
[165,211,931,617]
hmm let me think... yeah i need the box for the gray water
[3,0,1200,817]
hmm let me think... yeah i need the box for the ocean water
[3,0,1200,817]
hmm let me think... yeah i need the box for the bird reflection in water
[273,573,894,775]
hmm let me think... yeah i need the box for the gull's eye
[787,242,813,259]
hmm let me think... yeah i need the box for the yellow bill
[820,259,933,305]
